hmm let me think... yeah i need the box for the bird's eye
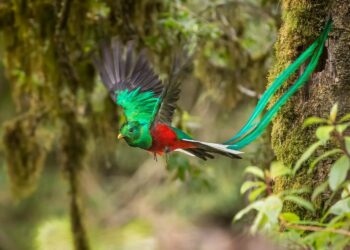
[129,127,135,133]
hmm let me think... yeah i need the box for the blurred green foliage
[0,0,280,249]
[235,105,350,249]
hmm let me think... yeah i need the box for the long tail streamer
[225,20,332,150]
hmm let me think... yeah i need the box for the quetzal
[94,40,242,160]
[94,20,331,160]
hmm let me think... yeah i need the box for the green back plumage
[117,88,161,124]
[226,19,332,150]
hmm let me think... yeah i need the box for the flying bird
[94,20,331,160]
[94,40,242,160]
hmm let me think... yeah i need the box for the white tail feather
[182,139,243,155]
[175,149,195,157]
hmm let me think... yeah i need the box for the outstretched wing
[151,53,189,125]
[94,39,163,123]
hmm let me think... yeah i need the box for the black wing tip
[230,153,242,159]
[185,148,214,161]
[94,38,163,95]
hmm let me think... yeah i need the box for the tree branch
[282,221,350,237]
[55,1,90,249]
[67,163,90,250]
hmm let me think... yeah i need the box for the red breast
[148,124,195,154]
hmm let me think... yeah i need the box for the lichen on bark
[269,0,350,218]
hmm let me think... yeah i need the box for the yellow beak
[117,133,124,140]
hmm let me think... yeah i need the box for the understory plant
[235,104,350,249]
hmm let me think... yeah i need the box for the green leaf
[328,214,347,227]
[240,181,266,194]
[330,103,338,122]
[341,182,350,199]
[336,123,350,134]
[245,166,265,179]
[345,137,350,155]
[287,187,312,195]
[233,200,264,221]
[340,113,350,123]
[177,166,186,181]
[270,161,291,179]
[283,195,315,212]
[250,211,266,234]
[234,196,282,224]
[308,149,342,174]
[329,155,350,191]
[303,117,328,128]
[311,181,328,201]
[293,141,323,175]
[235,196,283,233]
[248,185,267,202]
[316,126,334,143]
[162,18,180,29]
[261,196,283,224]
[280,212,300,223]
[328,197,350,215]
[279,187,311,197]
[251,197,283,234]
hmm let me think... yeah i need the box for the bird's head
[118,121,152,149]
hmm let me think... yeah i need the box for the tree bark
[270,0,350,218]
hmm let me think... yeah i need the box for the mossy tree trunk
[270,0,350,218]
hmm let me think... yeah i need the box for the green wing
[94,39,163,124]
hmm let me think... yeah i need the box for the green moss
[269,0,328,162]
[274,168,315,218]
[268,0,329,217]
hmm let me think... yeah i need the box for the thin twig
[283,221,350,237]
[237,84,262,99]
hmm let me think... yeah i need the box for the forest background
[0,0,349,250]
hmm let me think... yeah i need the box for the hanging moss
[2,112,48,198]
[60,102,87,174]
